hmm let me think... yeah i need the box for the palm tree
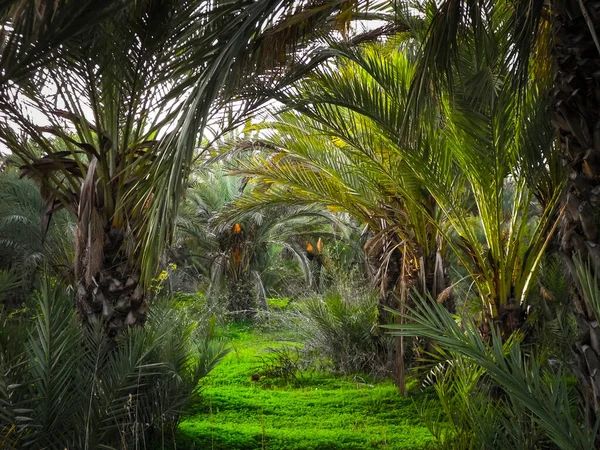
[229,43,446,392]
[414,41,564,337]
[236,45,445,296]
[0,277,228,448]
[0,1,213,332]
[229,35,562,388]
[177,166,339,318]
[399,0,600,421]
[130,0,393,288]
[0,0,390,333]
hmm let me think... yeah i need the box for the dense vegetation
[1,0,600,449]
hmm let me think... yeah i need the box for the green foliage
[418,350,558,450]
[0,172,75,301]
[174,324,433,450]
[388,294,597,450]
[0,270,21,304]
[137,0,383,284]
[176,166,346,314]
[169,291,215,319]
[0,2,594,448]
[531,255,578,363]
[232,30,562,327]
[297,287,394,377]
[0,278,229,449]
[267,297,292,311]
[0,2,592,449]
[256,345,305,386]
[230,44,443,298]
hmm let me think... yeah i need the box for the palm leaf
[387,293,598,450]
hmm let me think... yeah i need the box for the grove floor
[174,322,434,450]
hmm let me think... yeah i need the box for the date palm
[230,43,448,392]
[0,0,380,332]
[235,44,446,298]
[230,34,563,388]
[0,0,210,332]
[177,166,338,318]
[401,0,600,422]
[237,37,562,315]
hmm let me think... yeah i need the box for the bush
[267,297,292,311]
[390,294,596,450]
[0,278,229,449]
[296,288,394,377]
[255,345,305,386]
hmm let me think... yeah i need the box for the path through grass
[176,323,433,449]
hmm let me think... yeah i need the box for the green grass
[174,322,434,450]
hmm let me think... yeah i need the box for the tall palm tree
[0,1,211,332]
[399,0,600,421]
[0,0,380,332]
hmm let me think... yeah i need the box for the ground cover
[175,321,434,449]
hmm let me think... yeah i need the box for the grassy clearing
[175,322,434,450]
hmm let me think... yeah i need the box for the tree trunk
[75,222,147,336]
[552,0,600,421]
[228,278,255,320]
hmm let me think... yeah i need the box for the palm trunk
[552,0,600,421]
[228,278,255,320]
[367,237,406,392]
[75,220,147,335]
[368,235,445,395]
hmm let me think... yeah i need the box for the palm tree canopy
[0,0,123,88]
[229,35,563,320]
[0,0,394,286]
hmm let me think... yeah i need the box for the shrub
[390,293,596,450]
[255,345,305,386]
[0,278,229,449]
[296,288,394,376]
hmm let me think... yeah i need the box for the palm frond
[387,293,597,450]
[136,0,393,283]
[0,0,122,86]
[26,278,81,448]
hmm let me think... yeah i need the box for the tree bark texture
[552,0,600,419]
[75,221,147,335]
[228,278,256,320]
